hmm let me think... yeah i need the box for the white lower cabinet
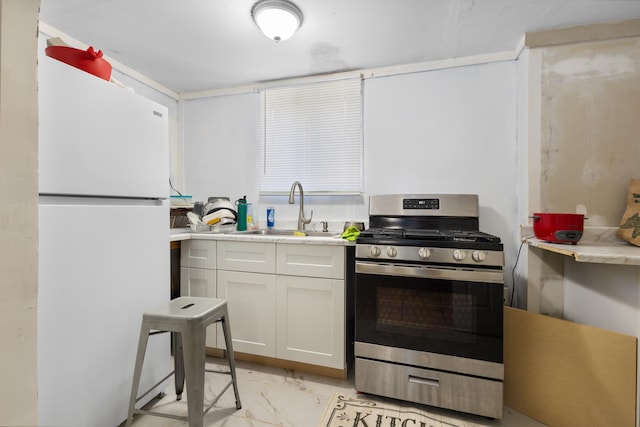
[180,240,217,348]
[276,275,345,369]
[193,239,346,371]
[180,266,216,299]
[216,270,277,356]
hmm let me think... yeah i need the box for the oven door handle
[355,261,504,284]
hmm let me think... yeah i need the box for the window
[258,77,363,195]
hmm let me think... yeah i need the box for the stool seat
[143,297,228,326]
[126,296,241,427]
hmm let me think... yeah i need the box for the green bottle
[236,196,247,231]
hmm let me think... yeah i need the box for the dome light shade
[252,0,303,42]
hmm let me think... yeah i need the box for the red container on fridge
[45,46,112,81]
[531,213,584,244]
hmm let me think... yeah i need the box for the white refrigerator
[38,55,171,426]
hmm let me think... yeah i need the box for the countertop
[522,225,640,265]
[170,228,354,246]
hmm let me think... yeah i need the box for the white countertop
[170,228,354,246]
[522,225,640,265]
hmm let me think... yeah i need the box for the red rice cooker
[45,46,112,81]
[530,213,584,244]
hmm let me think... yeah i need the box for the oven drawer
[355,357,503,419]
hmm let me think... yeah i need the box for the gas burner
[443,230,502,244]
[360,228,501,246]
[402,229,449,240]
[359,228,405,239]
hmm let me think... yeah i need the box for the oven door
[355,261,503,364]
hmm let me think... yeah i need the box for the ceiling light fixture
[252,0,303,42]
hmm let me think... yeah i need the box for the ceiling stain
[309,42,347,71]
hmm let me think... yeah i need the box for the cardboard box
[504,307,637,427]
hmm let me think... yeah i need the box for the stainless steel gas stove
[354,194,505,419]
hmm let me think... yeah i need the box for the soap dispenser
[236,196,247,231]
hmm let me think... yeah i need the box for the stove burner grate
[360,228,501,244]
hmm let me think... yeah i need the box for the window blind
[258,77,363,195]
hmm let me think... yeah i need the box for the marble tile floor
[126,356,547,427]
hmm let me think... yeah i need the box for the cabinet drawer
[180,240,216,269]
[277,244,344,279]
[217,241,276,274]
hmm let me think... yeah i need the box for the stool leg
[182,324,206,427]
[221,315,242,410]
[173,332,185,400]
[125,321,151,427]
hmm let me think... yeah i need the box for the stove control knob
[369,246,381,257]
[386,247,398,257]
[418,247,432,260]
[453,249,466,261]
[472,250,486,262]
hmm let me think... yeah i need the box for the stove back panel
[369,194,479,218]
[368,215,480,231]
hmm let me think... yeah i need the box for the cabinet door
[180,267,217,348]
[180,240,216,269]
[276,275,345,369]
[217,241,276,274]
[217,270,277,357]
[277,244,344,279]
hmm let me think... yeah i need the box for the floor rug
[318,394,465,427]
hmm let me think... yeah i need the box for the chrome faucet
[288,181,313,230]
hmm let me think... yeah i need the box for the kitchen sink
[231,228,340,237]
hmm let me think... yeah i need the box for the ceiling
[39,0,640,95]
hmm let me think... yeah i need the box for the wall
[537,36,640,223]
[182,61,520,288]
[525,22,640,316]
[564,261,639,335]
[511,47,531,308]
[182,93,260,208]
[0,0,39,424]
[363,61,518,242]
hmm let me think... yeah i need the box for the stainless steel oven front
[354,256,505,419]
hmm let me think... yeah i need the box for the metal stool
[126,296,241,427]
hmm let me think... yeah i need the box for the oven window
[377,287,475,333]
[355,273,503,363]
